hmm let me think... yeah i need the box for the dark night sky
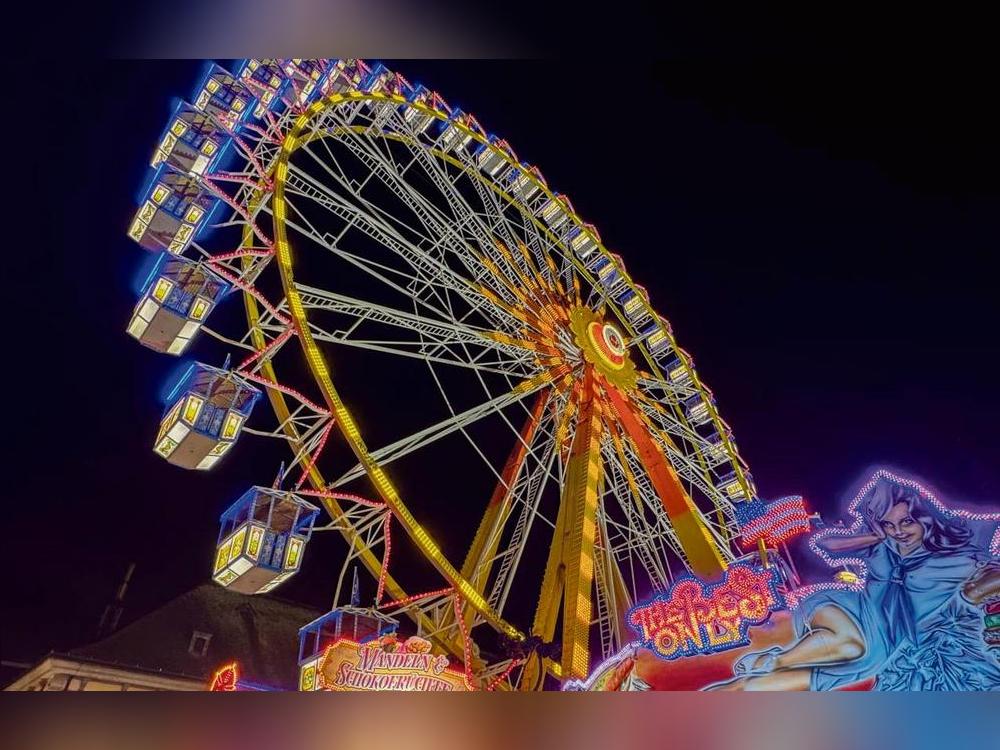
[3,60,998,667]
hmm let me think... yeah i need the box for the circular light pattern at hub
[587,321,627,370]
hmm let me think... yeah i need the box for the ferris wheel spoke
[418,336,571,612]
[281,171,532,337]
[299,135,485,285]
[461,162,545,270]
[604,410,737,570]
[363,120,529,279]
[306,326,539,378]
[483,409,563,618]
[311,114,529,304]
[275,194,503,347]
[398,131,528,271]
[448,389,565,626]
[281,176,480,310]
[631,398,740,528]
[421,347,572,527]
[634,402,719,467]
[293,283,541,369]
[330,373,555,488]
[593,509,631,659]
[319,112,569,334]
[636,375,703,404]
[275,200,461,327]
[631,392,727,473]
[283,253,532,378]
[377,123,567,315]
[600,435,681,589]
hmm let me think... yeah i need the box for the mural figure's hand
[962,562,1000,606]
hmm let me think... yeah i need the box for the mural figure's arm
[816,532,883,553]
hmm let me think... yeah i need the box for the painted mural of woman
[707,470,1000,691]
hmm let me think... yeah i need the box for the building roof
[4,653,205,691]
[69,583,323,690]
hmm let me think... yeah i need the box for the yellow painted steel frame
[557,368,605,680]
[239,206,467,663]
[520,370,604,686]
[253,85,747,683]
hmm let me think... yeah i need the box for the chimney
[96,562,136,638]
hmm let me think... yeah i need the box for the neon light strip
[239,370,330,415]
[294,420,334,491]
[561,645,636,691]
[311,637,470,691]
[740,496,811,545]
[200,178,274,250]
[296,489,385,509]
[238,120,281,144]
[452,595,477,690]
[485,658,524,691]
[380,586,454,610]
[208,661,239,691]
[238,326,295,372]
[209,248,273,262]
[207,171,272,190]
[376,512,392,605]
[216,122,269,179]
[742,518,811,546]
[204,260,290,326]
[138,252,168,295]
[164,363,195,403]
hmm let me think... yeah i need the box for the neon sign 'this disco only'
[627,564,784,660]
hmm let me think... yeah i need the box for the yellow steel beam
[558,368,605,681]
[519,468,569,691]
[458,391,550,628]
[603,382,727,581]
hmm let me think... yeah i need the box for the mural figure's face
[880,501,925,555]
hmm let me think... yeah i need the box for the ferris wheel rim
[236,189,475,659]
[271,92,527,641]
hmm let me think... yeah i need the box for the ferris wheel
[126,59,761,690]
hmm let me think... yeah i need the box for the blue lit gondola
[297,608,398,691]
[154,363,260,470]
[127,254,229,355]
[213,487,320,594]
[151,102,231,176]
[128,164,218,254]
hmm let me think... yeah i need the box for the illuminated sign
[314,636,470,691]
[208,662,238,691]
[734,496,811,547]
[628,564,783,660]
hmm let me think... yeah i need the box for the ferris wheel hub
[569,306,638,389]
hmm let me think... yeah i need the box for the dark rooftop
[70,583,323,690]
